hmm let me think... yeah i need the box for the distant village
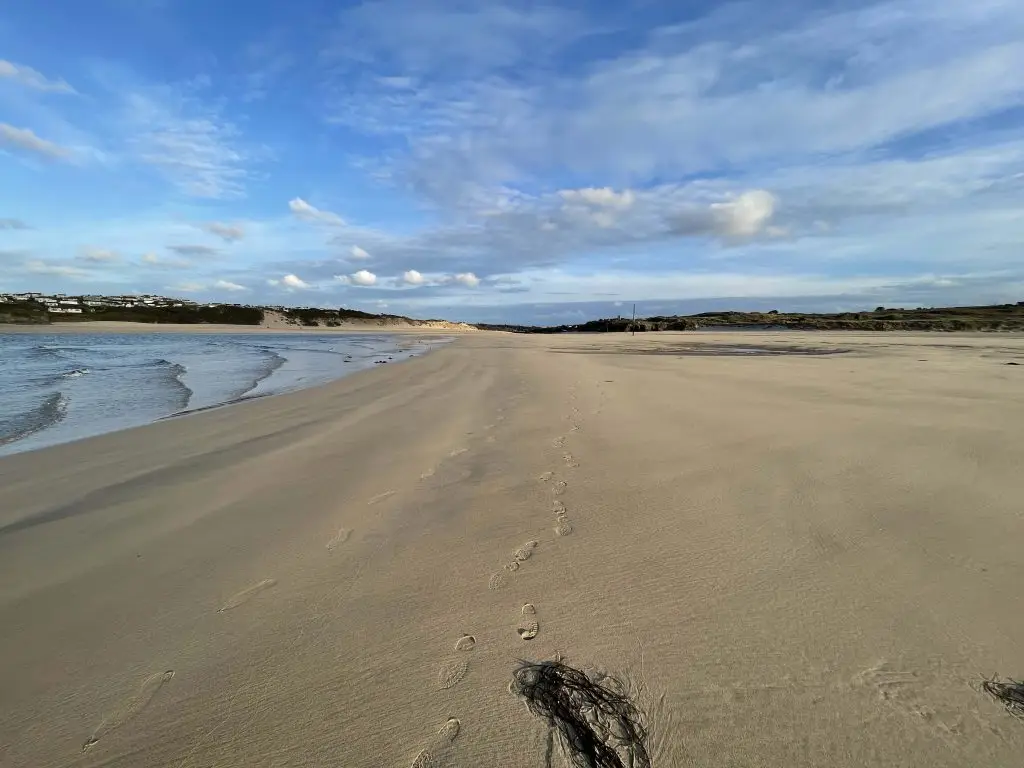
[0,292,198,314]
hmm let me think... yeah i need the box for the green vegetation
[0,301,50,325]
[278,306,404,327]
[59,304,264,325]
[483,302,1024,334]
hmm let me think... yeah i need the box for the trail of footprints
[82,387,586,764]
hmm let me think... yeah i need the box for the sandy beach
[2,331,1023,768]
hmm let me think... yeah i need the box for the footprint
[368,491,396,505]
[420,468,436,480]
[83,671,175,751]
[326,528,351,551]
[513,541,538,562]
[554,520,573,537]
[552,481,567,496]
[538,471,554,482]
[454,635,476,652]
[552,436,566,447]
[219,579,277,612]
[552,500,566,514]
[489,571,507,590]
[437,659,469,690]
[505,561,520,572]
[517,604,539,640]
[411,718,461,768]
[449,448,468,458]
[562,453,579,468]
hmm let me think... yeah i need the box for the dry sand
[1,331,1023,767]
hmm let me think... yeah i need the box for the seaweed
[511,660,652,768]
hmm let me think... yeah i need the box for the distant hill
[479,302,1024,334]
[0,300,474,330]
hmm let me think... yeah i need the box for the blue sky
[2,0,1023,324]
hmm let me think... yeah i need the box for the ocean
[0,332,445,457]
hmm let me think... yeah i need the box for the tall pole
[632,303,636,336]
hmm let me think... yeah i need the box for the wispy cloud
[125,90,251,198]
[0,218,30,230]
[80,247,120,263]
[202,222,245,241]
[0,59,77,94]
[289,198,346,226]
[214,279,247,291]
[24,259,89,278]
[349,245,371,260]
[167,244,219,257]
[0,123,72,160]
[141,252,191,268]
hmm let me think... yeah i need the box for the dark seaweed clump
[511,660,651,768]
[983,677,1024,720]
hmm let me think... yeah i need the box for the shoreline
[0,331,451,458]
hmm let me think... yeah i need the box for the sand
[1,331,1023,767]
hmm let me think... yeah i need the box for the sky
[1,0,1023,324]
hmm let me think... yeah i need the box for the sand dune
[2,331,1023,767]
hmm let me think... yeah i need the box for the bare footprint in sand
[538,471,554,482]
[552,436,566,448]
[368,491,396,505]
[517,604,539,640]
[83,670,174,751]
[562,453,579,468]
[489,571,508,590]
[552,480,568,496]
[411,718,461,768]
[554,519,573,537]
[454,635,476,651]
[219,579,277,612]
[449,448,468,458]
[420,468,436,480]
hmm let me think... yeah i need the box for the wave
[0,392,69,447]
[62,368,90,379]
[235,348,287,399]
[153,358,193,411]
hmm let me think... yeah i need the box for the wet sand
[1,331,1023,767]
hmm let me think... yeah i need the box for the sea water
[0,332,446,457]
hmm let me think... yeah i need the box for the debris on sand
[510,660,652,768]
[983,677,1024,720]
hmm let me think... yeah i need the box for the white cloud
[289,197,346,226]
[454,272,480,287]
[403,269,425,285]
[0,123,72,160]
[24,259,88,278]
[203,222,245,241]
[709,190,777,238]
[0,59,76,94]
[0,218,30,230]
[215,279,248,291]
[282,273,312,289]
[80,248,120,263]
[350,244,371,259]
[141,253,160,265]
[351,269,377,286]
